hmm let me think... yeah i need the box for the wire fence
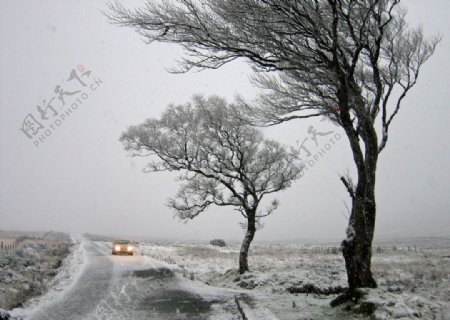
[0,236,28,251]
[295,246,420,255]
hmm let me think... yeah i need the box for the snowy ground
[1,234,449,319]
[136,239,450,319]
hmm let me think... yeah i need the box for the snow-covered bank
[9,234,87,319]
[0,232,73,311]
[137,240,450,319]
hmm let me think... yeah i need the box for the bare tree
[120,96,302,274]
[108,0,440,299]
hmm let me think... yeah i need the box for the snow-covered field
[136,238,450,319]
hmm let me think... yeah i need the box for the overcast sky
[1,0,449,242]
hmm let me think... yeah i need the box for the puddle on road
[132,268,174,278]
[102,267,226,319]
[140,289,213,315]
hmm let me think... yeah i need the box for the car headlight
[115,245,121,251]
[127,246,133,251]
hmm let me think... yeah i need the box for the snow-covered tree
[120,96,302,274]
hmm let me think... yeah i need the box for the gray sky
[1,0,449,242]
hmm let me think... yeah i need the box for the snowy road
[23,240,240,320]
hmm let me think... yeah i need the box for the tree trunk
[333,87,379,305]
[341,106,379,291]
[331,126,378,307]
[342,186,377,290]
[239,209,256,274]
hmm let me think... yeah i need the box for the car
[112,240,134,255]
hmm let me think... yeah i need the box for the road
[25,241,240,320]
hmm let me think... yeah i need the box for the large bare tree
[108,0,439,299]
[120,96,302,274]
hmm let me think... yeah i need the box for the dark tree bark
[239,209,256,274]
[342,191,378,289]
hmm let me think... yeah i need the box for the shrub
[210,239,227,247]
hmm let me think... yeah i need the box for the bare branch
[340,174,355,200]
